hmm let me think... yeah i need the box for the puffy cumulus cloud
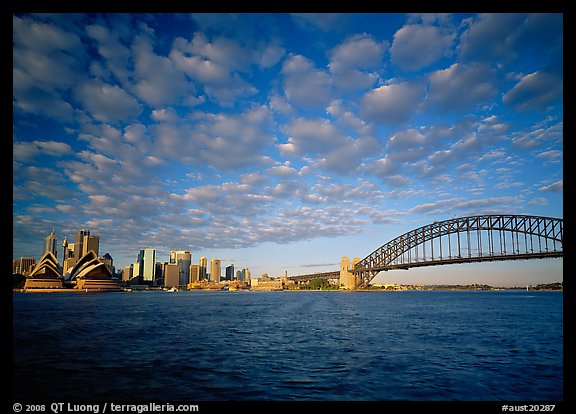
[390,24,455,71]
[324,136,381,173]
[73,79,142,123]
[169,33,258,105]
[367,115,511,186]
[329,34,387,91]
[282,117,348,155]
[85,23,132,86]
[458,13,562,65]
[131,36,197,107]
[360,82,425,124]
[13,16,84,120]
[152,105,276,171]
[280,117,381,173]
[503,70,562,111]
[326,100,372,135]
[281,54,332,108]
[13,140,73,162]
[426,63,498,112]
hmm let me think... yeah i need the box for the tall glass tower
[43,229,58,258]
[170,251,192,286]
[139,248,156,284]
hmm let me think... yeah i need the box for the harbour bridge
[288,214,563,289]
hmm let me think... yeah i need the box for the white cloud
[131,36,196,107]
[390,24,454,71]
[426,63,498,111]
[13,140,73,162]
[360,82,425,124]
[539,180,562,193]
[503,70,562,111]
[282,54,332,108]
[169,34,258,105]
[73,79,142,123]
[329,34,387,90]
[283,117,348,155]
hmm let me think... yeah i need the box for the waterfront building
[251,274,284,290]
[244,268,251,285]
[225,264,235,281]
[122,265,133,282]
[171,250,192,286]
[43,229,58,258]
[164,263,179,288]
[140,248,156,283]
[189,264,200,283]
[24,251,63,290]
[236,270,242,281]
[133,260,141,280]
[199,257,207,280]
[13,259,20,274]
[19,257,36,276]
[100,252,114,275]
[210,258,221,283]
[66,250,120,291]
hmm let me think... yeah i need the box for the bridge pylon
[340,256,361,289]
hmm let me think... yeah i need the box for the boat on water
[166,286,179,292]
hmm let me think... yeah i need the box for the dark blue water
[12,290,563,401]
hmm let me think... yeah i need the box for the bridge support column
[339,257,354,289]
[340,257,361,290]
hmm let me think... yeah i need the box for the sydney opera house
[23,250,121,292]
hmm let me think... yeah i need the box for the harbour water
[12,290,563,401]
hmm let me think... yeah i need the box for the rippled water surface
[13,290,563,401]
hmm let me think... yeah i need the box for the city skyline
[13,13,563,286]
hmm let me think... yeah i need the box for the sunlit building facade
[210,258,221,283]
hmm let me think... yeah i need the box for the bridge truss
[353,215,563,288]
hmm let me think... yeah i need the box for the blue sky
[13,13,563,286]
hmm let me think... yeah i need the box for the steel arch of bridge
[354,214,563,288]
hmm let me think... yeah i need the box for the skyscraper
[189,264,200,283]
[209,258,221,283]
[225,264,235,281]
[82,234,100,257]
[170,250,192,286]
[140,248,156,283]
[73,229,90,261]
[199,257,207,280]
[43,229,58,258]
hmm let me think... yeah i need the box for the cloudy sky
[13,13,563,285]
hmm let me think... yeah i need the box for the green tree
[309,278,331,290]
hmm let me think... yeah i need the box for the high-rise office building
[73,229,90,261]
[209,258,221,283]
[199,257,207,280]
[82,234,100,257]
[140,248,156,283]
[189,264,200,283]
[122,265,133,282]
[43,229,58,258]
[19,257,36,275]
[225,264,235,281]
[170,250,192,286]
[163,263,179,288]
